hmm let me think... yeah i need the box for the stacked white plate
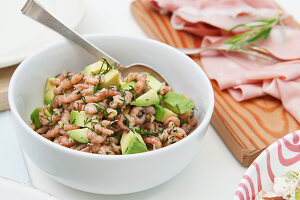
[0,0,85,68]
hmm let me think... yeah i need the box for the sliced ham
[201,36,300,122]
[147,0,277,36]
[147,0,300,123]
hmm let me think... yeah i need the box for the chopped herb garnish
[81,96,87,105]
[127,85,136,100]
[41,115,52,124]
[225,11,285,50]
[49,134,61,139]
[122,114,131,127]
[83,117,92,126]
[134,129,158,137]
[66,72,72,80]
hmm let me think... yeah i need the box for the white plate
[0,0,85,68]
[0,176,59,199]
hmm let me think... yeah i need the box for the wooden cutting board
[0,65,17,111]
[131,0,300,166]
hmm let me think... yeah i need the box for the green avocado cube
[30,106,52,128]
[163,91,195,114]
[120,130,148,154]
[158,94,163,103]
[44,77,59,105]
[67,128,89,143]
[131,89,160,106]
[141,72,162,92]
[153,104,178,122]
[99,68,121,89]
[30,107,42,128]
[70,111,93,128]
[84,60,120,89]
[84,60,108,75]
[120,81,136,90]
[296,188,300,200]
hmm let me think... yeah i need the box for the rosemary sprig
[225,11,285,50]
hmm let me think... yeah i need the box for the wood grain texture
[0,65,17,111]
[131,0,300,166]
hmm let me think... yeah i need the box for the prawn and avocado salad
[30,58,198,155]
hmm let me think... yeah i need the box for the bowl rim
[234,130,300,199]
[8,34,214,160]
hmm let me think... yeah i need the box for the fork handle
[21,0,120,66]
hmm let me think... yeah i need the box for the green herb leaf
[225,11,284,50]
[134,129,158,137]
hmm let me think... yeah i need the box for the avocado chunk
[99,68,121,89]
[84,60,108,75]
[120,130,148,154]
[158,94,163,103]
[163,91,195,114]
[296,188,300,200]
[153,104,178,122]
[67,128,89,143]
[30,107,42,128]
[131,89,160,106]
[31,106,52,128]
[120,81,136,90]
[70,111,93,128]
[84,60,120,89]
[141,72,162,92]
[44,77,59,105]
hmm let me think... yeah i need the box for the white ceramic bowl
[234,131,300,200]
[8,35,214,194]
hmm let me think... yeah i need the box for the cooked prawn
[84,90,121,103]
[125,73,147,95]
[58,135,76,147]
[181,118,197,133]
[54,72,84,94]
[73,83,89,91]
[39,105,61,126]
[42,127,60,139]
[99,145,115,155]
[130,106,146,125]
[56,90,82,104]
[84,103,100,114]
[84,74,104,85]
[94,124,114,135]
[145,136,162,149]
[49,79,60,86]
[163,116,180,127]
[118,114,135,131]
[87,129,106,144]
[160,82,172,95]
[106,108,118,119]
[36,126,50,134]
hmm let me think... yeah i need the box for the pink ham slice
[147,0,300,123]
[201,33,300,122]
[146,0,277,36]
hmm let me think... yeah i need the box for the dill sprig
[134,128,158,137]
[225,11,285,50]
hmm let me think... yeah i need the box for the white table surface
[1,0,299,199]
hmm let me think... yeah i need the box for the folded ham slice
[147,0,300,123]
[147,0,277,36]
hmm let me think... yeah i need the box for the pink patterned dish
[234,131,300,200]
